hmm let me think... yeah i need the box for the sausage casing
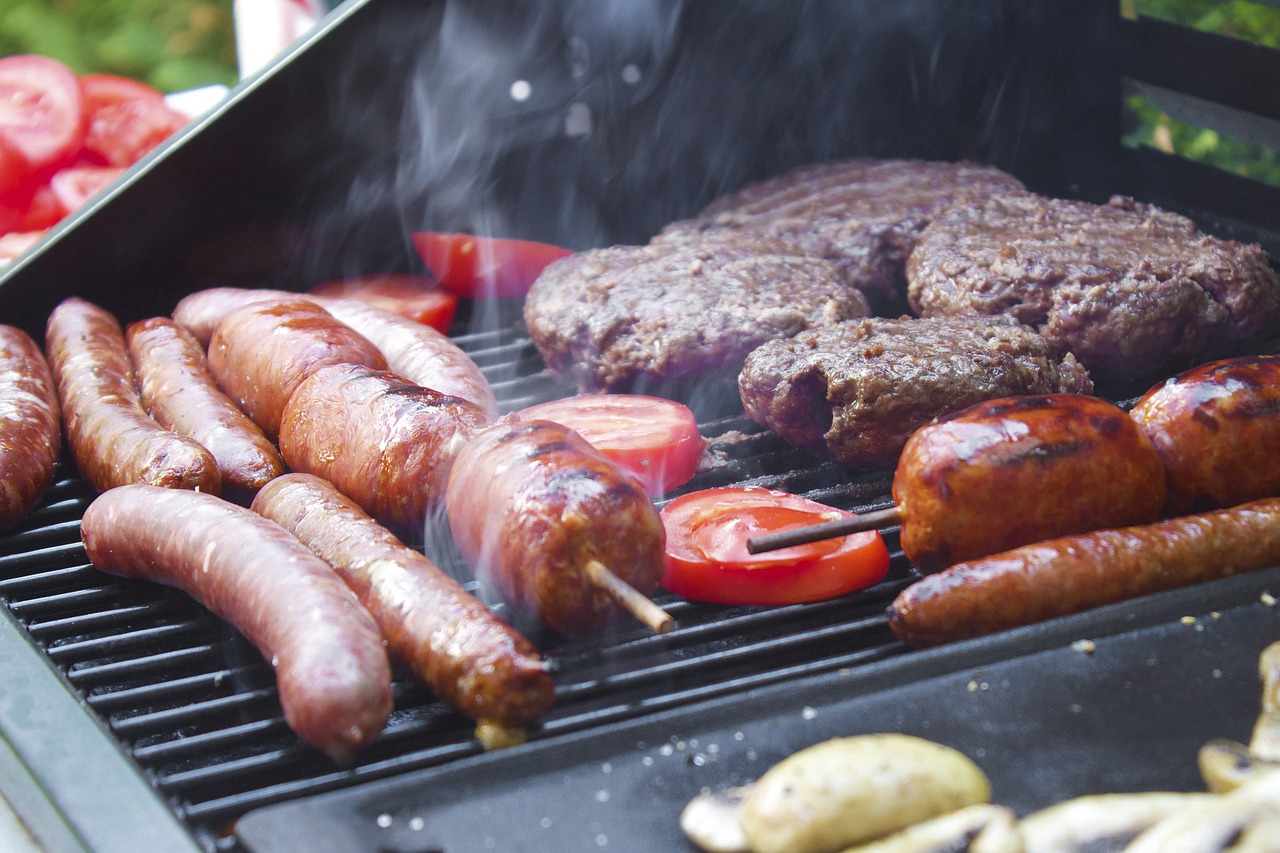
[80,484,394,761]
[45,297,220,494]
[888,496,1280,646]
[445,417,666,637]
[127,317,284,497]
[0,324,61,531]
[1130,354,1280,516]
[252,473,555,728]
[893,393,1166,573]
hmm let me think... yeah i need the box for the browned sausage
[126,317,284,497]
[171,286,291,346]
[206,295,387,442]
[252,473,555,732]
[80,484,393,761]
[445,417,666,637]
[44,297,220,494]
[0,324,61,531]
[893,394,1166,573]
[1130,354,1280,516]
[277,363,490,535]
[888,497,1280,647]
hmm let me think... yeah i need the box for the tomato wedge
[308,273,458,332]
[411,232,573,299]
[0,55,85,174]
[0,230,44,265]
[515,394,704,496]
[660,487,890,605]
[80,74,187,167]
[48,165,124,216]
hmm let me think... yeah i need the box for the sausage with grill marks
[0,324,61,531]
[252,473,555,735]
[126,317,284,498]
[45,297,220,494]
[80,484,394,762]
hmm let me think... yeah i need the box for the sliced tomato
[0,230,44,265]
[308,273,459,332]
[48,165,124,216]
[660,487,890,606]
[0,133,35,234]
[515,394,704,496]
[0,55,85,174]
[13,182,63,231]
[80,73,187,167]
[411,232,573,299]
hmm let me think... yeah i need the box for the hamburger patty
[907,193,1280,381]
[523,231,871,401]
[738,314,1093,469]
[662,158,1025,313]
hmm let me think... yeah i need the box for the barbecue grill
[2,1,1279,851]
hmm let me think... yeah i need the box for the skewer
[746,505,904,554]
[582,558,675,634]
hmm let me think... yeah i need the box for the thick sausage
[252,473,555,731]
[171,286,290,346]
[445,417,666,637]
[1130,354,1280,516]
[45,297,220,494]
[277,364,490,535]
[887,496,1280,646]
[126,317,284,497]
[893,393,1166,573]
[80,484,394,761]
[0,324,61,531]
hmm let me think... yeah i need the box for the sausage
[126,317,284,497]
[206,295,387,441]
[44,297,220,494]
[893,393,1166,573]
[252,473,555,732]
[277,363,490,535]
[1130,354,1280,516]
[0,324,61,531]
[887,496,1280,646]
[80,484,393,762]
[171,286,291,346]
[445,417,666,637]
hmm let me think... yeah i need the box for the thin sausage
[80,484,393,762]
[44,297,220,494]
[0,324,61,531]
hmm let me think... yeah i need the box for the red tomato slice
[0,230,44,265]
[13,182,63,231]
[48,165,124,216]
[80,73,187,167]
[0,55,85,173]
[308,273,459,332]
[0,133,35,234]
[660,487,890,606]
[411,232,573,299]
[515,394,704,496]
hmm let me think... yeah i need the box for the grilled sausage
[445,417,666,637]
[887,496,1280,646]
[80,484,394,762]
[278,364,490,535]
[126,317,284,497]
[171,286,290,346]
[206,295,387,442]
[894,393,1166,573]
[1130,354,1280,516]
[0,324,61,531]
[252,473,555,732]
[45,297,220,494]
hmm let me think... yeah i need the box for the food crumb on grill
[1180,616,1198,626]
[1262,591,1277,606]
[1071,639,1097,654]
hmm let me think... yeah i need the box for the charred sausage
[206,295,387,441]
[126,317,284,497]
[252,473,555,732]
[445,417,666,637]
[0,324,61,531]
[45,297,220,494]
[80,484,394,761]
[1130,354,1280,516]
[277,364,490,535]
[887,496,1280,646]
[893,393,1166,573]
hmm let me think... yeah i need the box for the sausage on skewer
[0,324,61,531]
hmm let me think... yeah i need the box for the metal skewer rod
[583,558,675,634]
[746,505,905,554]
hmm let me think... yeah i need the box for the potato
[738,733,991,853]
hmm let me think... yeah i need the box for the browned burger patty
[662,158,1025,312]
[738,314,1094,469]
[523,230,871,401]
[906,193,1280,381]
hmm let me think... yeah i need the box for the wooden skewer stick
[746,505,904,554]
[583,558,675,635]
